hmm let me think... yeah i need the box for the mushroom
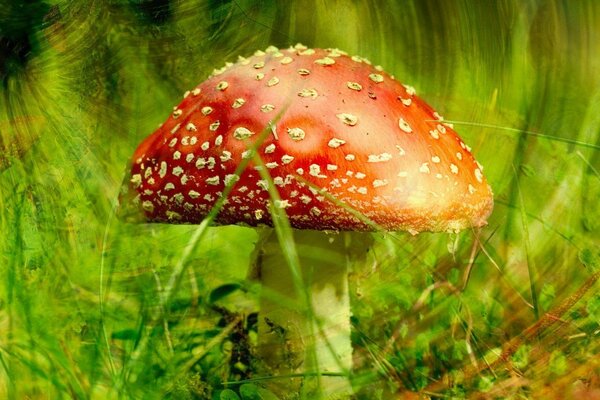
[120,44,493,396]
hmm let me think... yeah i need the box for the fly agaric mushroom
[120,44,493,396]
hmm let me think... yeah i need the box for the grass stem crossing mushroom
[120,44,493,397]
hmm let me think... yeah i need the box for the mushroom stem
[251,229,373,397]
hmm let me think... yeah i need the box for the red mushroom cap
[122,45,493,233]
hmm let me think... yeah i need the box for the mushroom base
[250,229,373,398]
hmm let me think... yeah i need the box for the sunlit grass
[1,1,599,399]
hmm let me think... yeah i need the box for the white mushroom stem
[250,228,373,397]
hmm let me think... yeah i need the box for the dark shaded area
[128,0,173,25]
[0,1,51,83]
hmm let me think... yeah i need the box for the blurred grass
[1,0,599,399]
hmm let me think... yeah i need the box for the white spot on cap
[265,144,276,154]
[369,73,384,83]
[287,127,306,141]
[189,190,200,199]
[347,82,362,91]
[403,84,416,96]
[191,88,201,96]
[206,176,220,185]
[309,164,326,178]
[170,123,181,134]
[297,68,311,76]
[206,157,215,169]
[299,48,315,56]
[328,138,346,148]
[398,118,413,133]
[468,184,476,194]
[142,201,154,212]
[368,153,392,163]
[298,88,318,98]
[357,187,368,194]
[254,209,264,220]
[130,174,142,188]
[257,180,269,190]
[215,135,223,146]
[280,56,293,65]
[337,113,358,126]
[208,121,220,131]
[355,172,366,179]
[419,163,430,174]
[310,207,321,216]
[220,151,232,162]
[296,168,304,175]
[314,57,335,65]
[173,193,184,204]
[345,154,356,161]
[253,61,265,69]
[261,104,275,112]
[194,157,207,169]
[201,142,210,151]
[224,174,239,186]
[281,154,294,164]
[450,164,459,174]
[432,156,441,163]
[456,152,463,160]
[159,161,167,178]
[400,97,412,106]
[186,123,197,132]
[300,195,312,204]
[396,145,406,156]
[267,77,280,87]
[430,129,439,139]
[164,182,175,191]
[172,166,184,176]
[168,138,178,147]
[216,81,228,91]
[201,106,213,116]
[474,168,483,183]
[327,164,338,171]
[265,162,278,169]
[255,73,265,80]
[275,199,291,209]
[241,150,254,159]
[166,211,181,220]
[232,98,246,108]
[437,124,447,134]
[172,109,183,118]
[234,127,254,140]
[373,179,389,188]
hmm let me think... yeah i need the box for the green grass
[1,0,599,399]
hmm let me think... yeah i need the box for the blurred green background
[1,0,599,398]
